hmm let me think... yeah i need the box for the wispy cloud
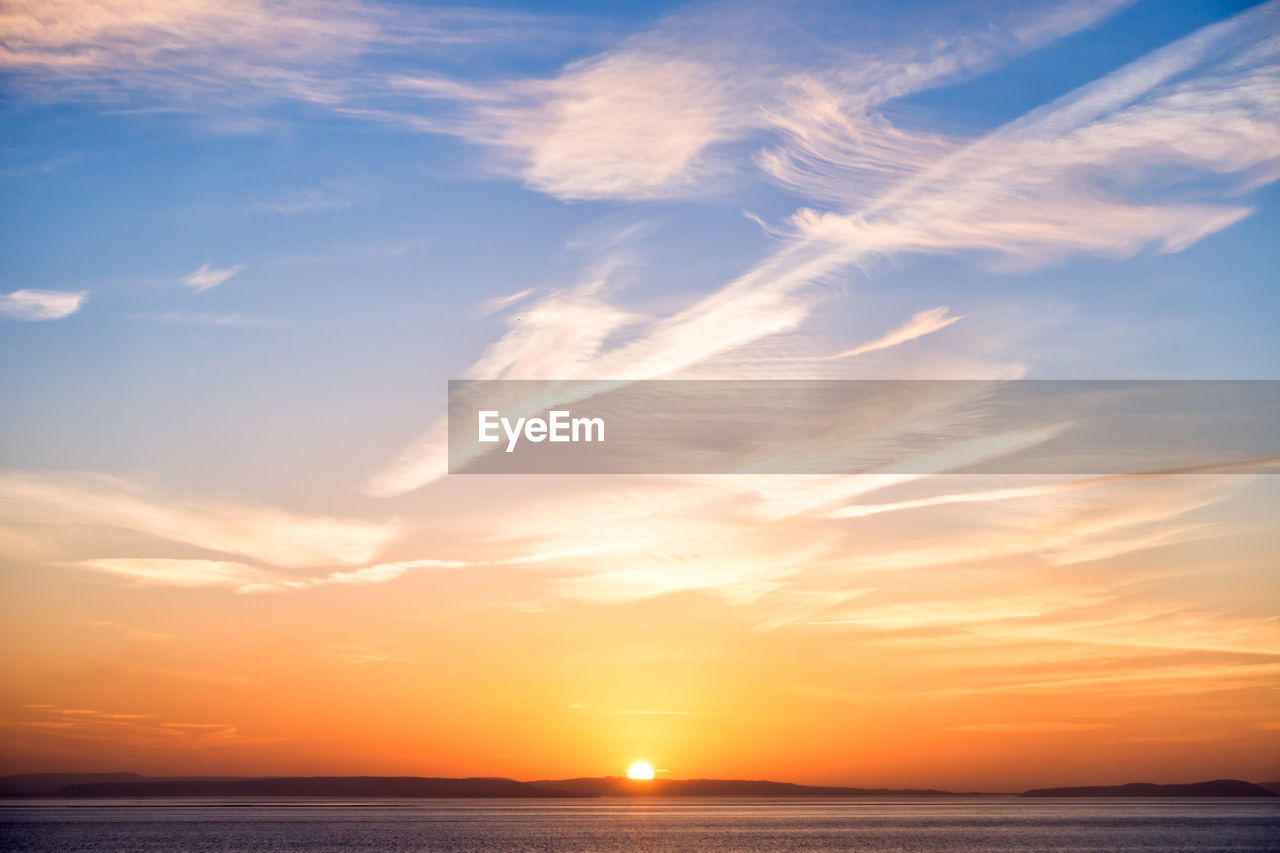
[0,0,556,107]
[821,307,963,359]
[271,240,414,267]
[236,558,465,594]
[5,704,274,750]
[247,179,365,214]
[369,1,1280,495]
[477,287,535,317]
[180,262,244,293]
[442,50,749,200]
[82,619,171,642]
[1,0,1133,202]
[75,558,266,588]
[826,457,1279,520]
[0,288,88,320]
[129,311,278,328]
[946,722,1112,733]
[785,5,1280,267]
[378,0,1132,201]
[593,708,713,716]
[0,151,82,180]
[309,643,397,664]
[945,661,1280,699]
[0,471,401,569]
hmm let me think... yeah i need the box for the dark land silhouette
[1,773,152,796]
[1021,780,1276,798]
[3,776,571,798]
[2,773,1276,799]
[530,777,966,797]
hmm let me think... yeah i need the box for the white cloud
[236,558,466,594]
[0,471,401,568]
[826,457,1278,520]
[380,1,1132,201]
[75,558,265,588]
[0,0,550,106]
[180,262,244,293]
[0,1,1137,202]
[0,288,88,320]
[368,5,1280,495]
[477,287,535,317]
[467,52,748,200]
[785,4,1280,268]
[822,307,963,359]
[756,76,961,207]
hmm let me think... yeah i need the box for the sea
[1,797,1276,852]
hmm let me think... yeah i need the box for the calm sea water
[1,797,1276,852]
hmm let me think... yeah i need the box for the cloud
[944,661,1280,699]
[362,454,1261,631]
[180,262,244,293]
[946,722,1112,733]
[459,51,748,200]
[0,0,372,70]
[82,619,171,642]
[247,179,364,214]
[75,558,265,588]
[365,250,646,495]
[593,708,711,716]
[0,151,82,180]
[0,0,552,107]
[0,0,1134,204]
[477,287,535,317]
[785,4,1280,268]
[0,471,401,569]
[826,457,1280,520]
[129,311,278,327]
[4,704,273,750]
[236,558,465,594]
[812,477,1237,577]
[310,643,396,664]
[378,0,1132,201]
[756,78,960,207]
[0,288,88,320]
[822,307,963,359]
[368,4,1280,496]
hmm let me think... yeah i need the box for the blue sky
[1,0,1278,782]
[1,0,1276,501]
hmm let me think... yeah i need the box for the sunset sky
[1,0,1278,791]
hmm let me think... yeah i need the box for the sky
[1,0,1278,790]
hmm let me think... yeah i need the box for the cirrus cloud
[0,288,88,320]
[180,262,245,293]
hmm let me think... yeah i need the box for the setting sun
[627,762,655,780]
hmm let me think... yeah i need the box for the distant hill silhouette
[43,777,575,798]
[3,773,1275,799]
[1022,780,1275,798]
[529,777,965,797]
[0,773,149,796]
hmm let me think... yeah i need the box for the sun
[626,761,655,780]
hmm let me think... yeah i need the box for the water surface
[2,796,1276,852]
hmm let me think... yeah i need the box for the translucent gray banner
[447,380,1280,475]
